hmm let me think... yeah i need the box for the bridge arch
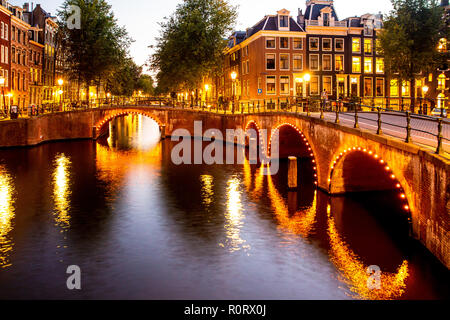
[328,146,413,219]
[269,122,319,186]
[94,109,164,137]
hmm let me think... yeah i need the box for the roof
[246,15,305,37]
[304,3,338,21]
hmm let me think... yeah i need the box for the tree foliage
[57,0,132,95]
[378,0,448,105]
[150,0,237,93]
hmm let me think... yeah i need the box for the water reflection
[200,175,214,207]
[327,205,409,300]
[222,176,250,253]
[0,166,15,268]
[52,154,72,230]
[267,174,317,238]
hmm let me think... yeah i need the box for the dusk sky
[17,0,393,71]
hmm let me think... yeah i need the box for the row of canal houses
[0,1,63,111]
[214,0,450,111]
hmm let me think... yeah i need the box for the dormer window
[279,15,289,28]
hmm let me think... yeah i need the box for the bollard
[335,103,340,124]
[437,119,443,154]
[288,156,298,189]
[354,104,360,129]
[405,111,412,143]
[377,107,383,135]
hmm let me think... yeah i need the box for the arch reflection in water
[52,154,72,230]
[0,166,15,268]
[222,176,250,253]
[267,173,317,238]
[326,205,409,300]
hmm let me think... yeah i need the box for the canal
[0,114,448,300]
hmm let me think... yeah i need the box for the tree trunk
[410,77,416,113]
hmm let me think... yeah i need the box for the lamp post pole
[58,79,64,111]
[230,71,237,114]
[0,77,6,117]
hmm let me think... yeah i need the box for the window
[266,76,276,95]
[266,54,276,70]
[310,54,319,71]
[390,80,399,97]
[280,76,289,95]
[279,15,289,28]
[293,54,303,71]
[322,38,332,51]
[376,58,384,74]
[310,38,319,51]
[438,38,447,53]
[364,57,373,73]
[266,37,276,49]
[364,78,373,96]
[438,74,446,90]
[293,38,303,49]
[280,54,289,70]
[352,57,361,73]
[5,24,8,41]
[352,38,361,53]
[364,39,373,55]
[376,78,384,97]
[323,54,332,71]
[402,81,410,96]
[280,37,289,49]
[1,22,3,40]
[310,76,319,95]
[335,55,344,71]
[323,76,332,94]
[335,38,344,51]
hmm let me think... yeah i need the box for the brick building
[28,25,43,107]
[0,2,11,111]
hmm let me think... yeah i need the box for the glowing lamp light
[422,86,429,94]
[58,79,64,86]
[303,73,311,82]
[204,84,210,91]
[230,71,238,81]
[0,77,5,86]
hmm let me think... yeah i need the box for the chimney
[23,3,29,12]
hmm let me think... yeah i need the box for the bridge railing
[1,95,447,155]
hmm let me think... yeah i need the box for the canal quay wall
[0,107,448,269]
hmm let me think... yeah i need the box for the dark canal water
[0,114,448,300]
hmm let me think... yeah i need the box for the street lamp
[230,71,237,113]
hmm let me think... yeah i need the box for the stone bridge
[0,106,448,268]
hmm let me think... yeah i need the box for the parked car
[431,108,447,117]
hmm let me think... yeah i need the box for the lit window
[352,56,361,73]
[402,81,410,96]
[364,78,373,97]
[438,74,446,90]
[323,38,332,51]
[335,39,344,51]
[310,76,319,95]
[438,38,447,53]
[323,76,332,93]
[280,76,289,95]
[310,54,319,71]
[390,80,399,97]
[376,58,384,73]
[323,54,332,71]
[266,54,276,70]
[352,38,361,53]
[280,54,289,70]
[310,38,319,51]
[293,38,303,49]
[293,54,303,71]
[266,37,276,49]
[335,55,344,71]
[266,76,276,95]
[364,57,373,73]
[364,39,373,55]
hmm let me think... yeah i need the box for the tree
[378,0,447,112]
[150,0,237,94]
[58,0,132,100]
[106,58,142,96]
[137,75,155,96]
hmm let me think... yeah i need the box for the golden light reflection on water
[52,154,72,230]
[267,174,317,238]
[221,177,250,253]
[200,175,214,207]
[327,205,409,300]
[0,166,15,268]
